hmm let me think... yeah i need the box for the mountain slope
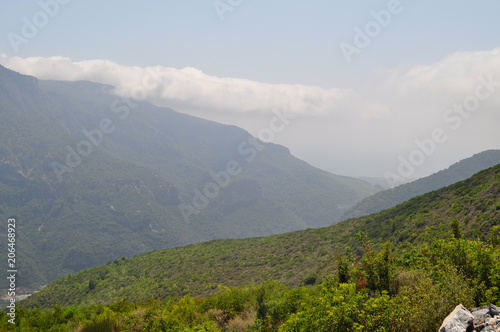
[20,164,500,308]
[38,79,378,230]
[0,65,379,289]
[340,149,500,221]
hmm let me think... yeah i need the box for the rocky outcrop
[439,304,474,332]
[439,304,500,332]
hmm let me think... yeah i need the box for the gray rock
[440,304,500,332]
[475,316,500,331]
[482,324,500,332]
[472,308,491,326]
[439,304,474,332]
[476,323,486,331]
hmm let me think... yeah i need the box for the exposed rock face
[439,304,500,332]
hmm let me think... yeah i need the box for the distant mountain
[340,150,500,221]
[20,164,500,308]
[0,65,379,289]
[356,176,390,190]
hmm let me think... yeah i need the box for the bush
[79,319,119,332]
[279,281,412,332]
[396,268,474,331]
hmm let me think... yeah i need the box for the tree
[491,225,500,247]
[450,217,462,239]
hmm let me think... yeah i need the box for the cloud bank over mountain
[0,53,348,116]
[2,47,500,179]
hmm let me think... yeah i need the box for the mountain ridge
[340,149,500,221]
[0,64,379,289]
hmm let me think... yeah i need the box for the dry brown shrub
[206,308,232,329]
[227,308,256,331]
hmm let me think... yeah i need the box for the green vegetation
[341,149,500,220]
[2,234,499,331]
[20,164,500,309]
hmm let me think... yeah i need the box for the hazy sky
[1,1,500,184]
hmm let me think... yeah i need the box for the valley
[0,65,380,290]
[1,56,499,331]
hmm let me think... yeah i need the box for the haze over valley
[1,1,499,331]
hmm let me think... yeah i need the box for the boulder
[440,304,500,332]
[472,307,492,326]
[439,304,474,332]
[490,304,500,317]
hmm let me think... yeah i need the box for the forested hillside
[20,164,500,310]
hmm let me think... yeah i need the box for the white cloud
[358,102,391,120]
[0,53,349,117]
[3,48,499,124]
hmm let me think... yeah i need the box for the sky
[1,0,500,185]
